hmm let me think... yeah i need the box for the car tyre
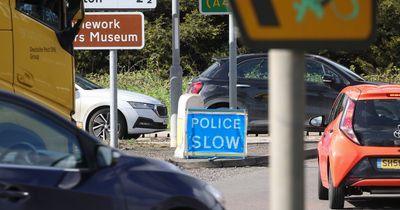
[318,165,328,200]
[329,170,345,209]
[88,108,127,141]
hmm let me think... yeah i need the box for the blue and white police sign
[186,109,247,158]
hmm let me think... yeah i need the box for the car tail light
[339,99,360,144]
[189,81,203,94]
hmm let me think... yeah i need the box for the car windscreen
[76,75,102,90]
[353,99,400,146]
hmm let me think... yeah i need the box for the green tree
[318,0,400,75]
[75,0,400,81]
[75,0,229,78]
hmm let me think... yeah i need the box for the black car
[0,91,224,210]
[188,54,372,133]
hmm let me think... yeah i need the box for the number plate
[377,158,400,169]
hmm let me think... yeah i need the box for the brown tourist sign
[74,12,144,50]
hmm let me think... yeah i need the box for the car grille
[134,117,167,129]
[156,105,168,117]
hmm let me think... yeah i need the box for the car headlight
[205,184,225,206]
[128,102,155,109]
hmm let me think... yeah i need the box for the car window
[328,93,347,123]
[76,75,102,90]
[200,61,222,78]
[0,101,84,169]
[354,99,400,146]
[305,60,324,84]
[16,0,64,30]
[237,58,268,80]
[335,95,348,122]
[355,100,400,125]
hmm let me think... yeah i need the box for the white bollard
[174,94,204,158]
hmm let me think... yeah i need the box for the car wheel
[329,170,345,209]
[88,108,127,141]
[318,165,328,200]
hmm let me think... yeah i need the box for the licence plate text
[377,158,400,169]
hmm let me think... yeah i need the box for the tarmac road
[212,159,400,210]
[124,134,318,182]
[125,133,400,210]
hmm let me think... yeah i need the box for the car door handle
[0,189,30,201]
[17,72,34,87]
[237,84,250,88]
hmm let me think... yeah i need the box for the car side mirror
[309,116,326,127]
[69,0,85,32]
[96,146,121,168]
[322,75,335,84]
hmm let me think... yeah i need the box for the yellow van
[0,0,84,119]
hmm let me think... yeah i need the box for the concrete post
[269,50,304,210]
[170,0,183,147]
[229,13,237,109]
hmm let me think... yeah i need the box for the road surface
[213,159,400,210]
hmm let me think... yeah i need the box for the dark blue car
[0,91,224,210]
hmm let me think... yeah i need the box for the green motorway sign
[200,0,230,15]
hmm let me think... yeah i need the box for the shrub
[83,71,193,116]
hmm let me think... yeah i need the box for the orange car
[310,84,400,209]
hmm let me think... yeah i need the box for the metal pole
[110,49,118,148]
[229,13,237,109]
[170,0,183,147]
[269,50,304,210]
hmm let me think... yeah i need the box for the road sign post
[110,49,118,148]
[199,0,237,109]
[228,13,237,109]
[170,0,183,148]
[74,12,145,148]
[269,50,304,210]
[228,1,376,210]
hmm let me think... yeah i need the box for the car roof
[214,53,318,63]
[342,84,400,100]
